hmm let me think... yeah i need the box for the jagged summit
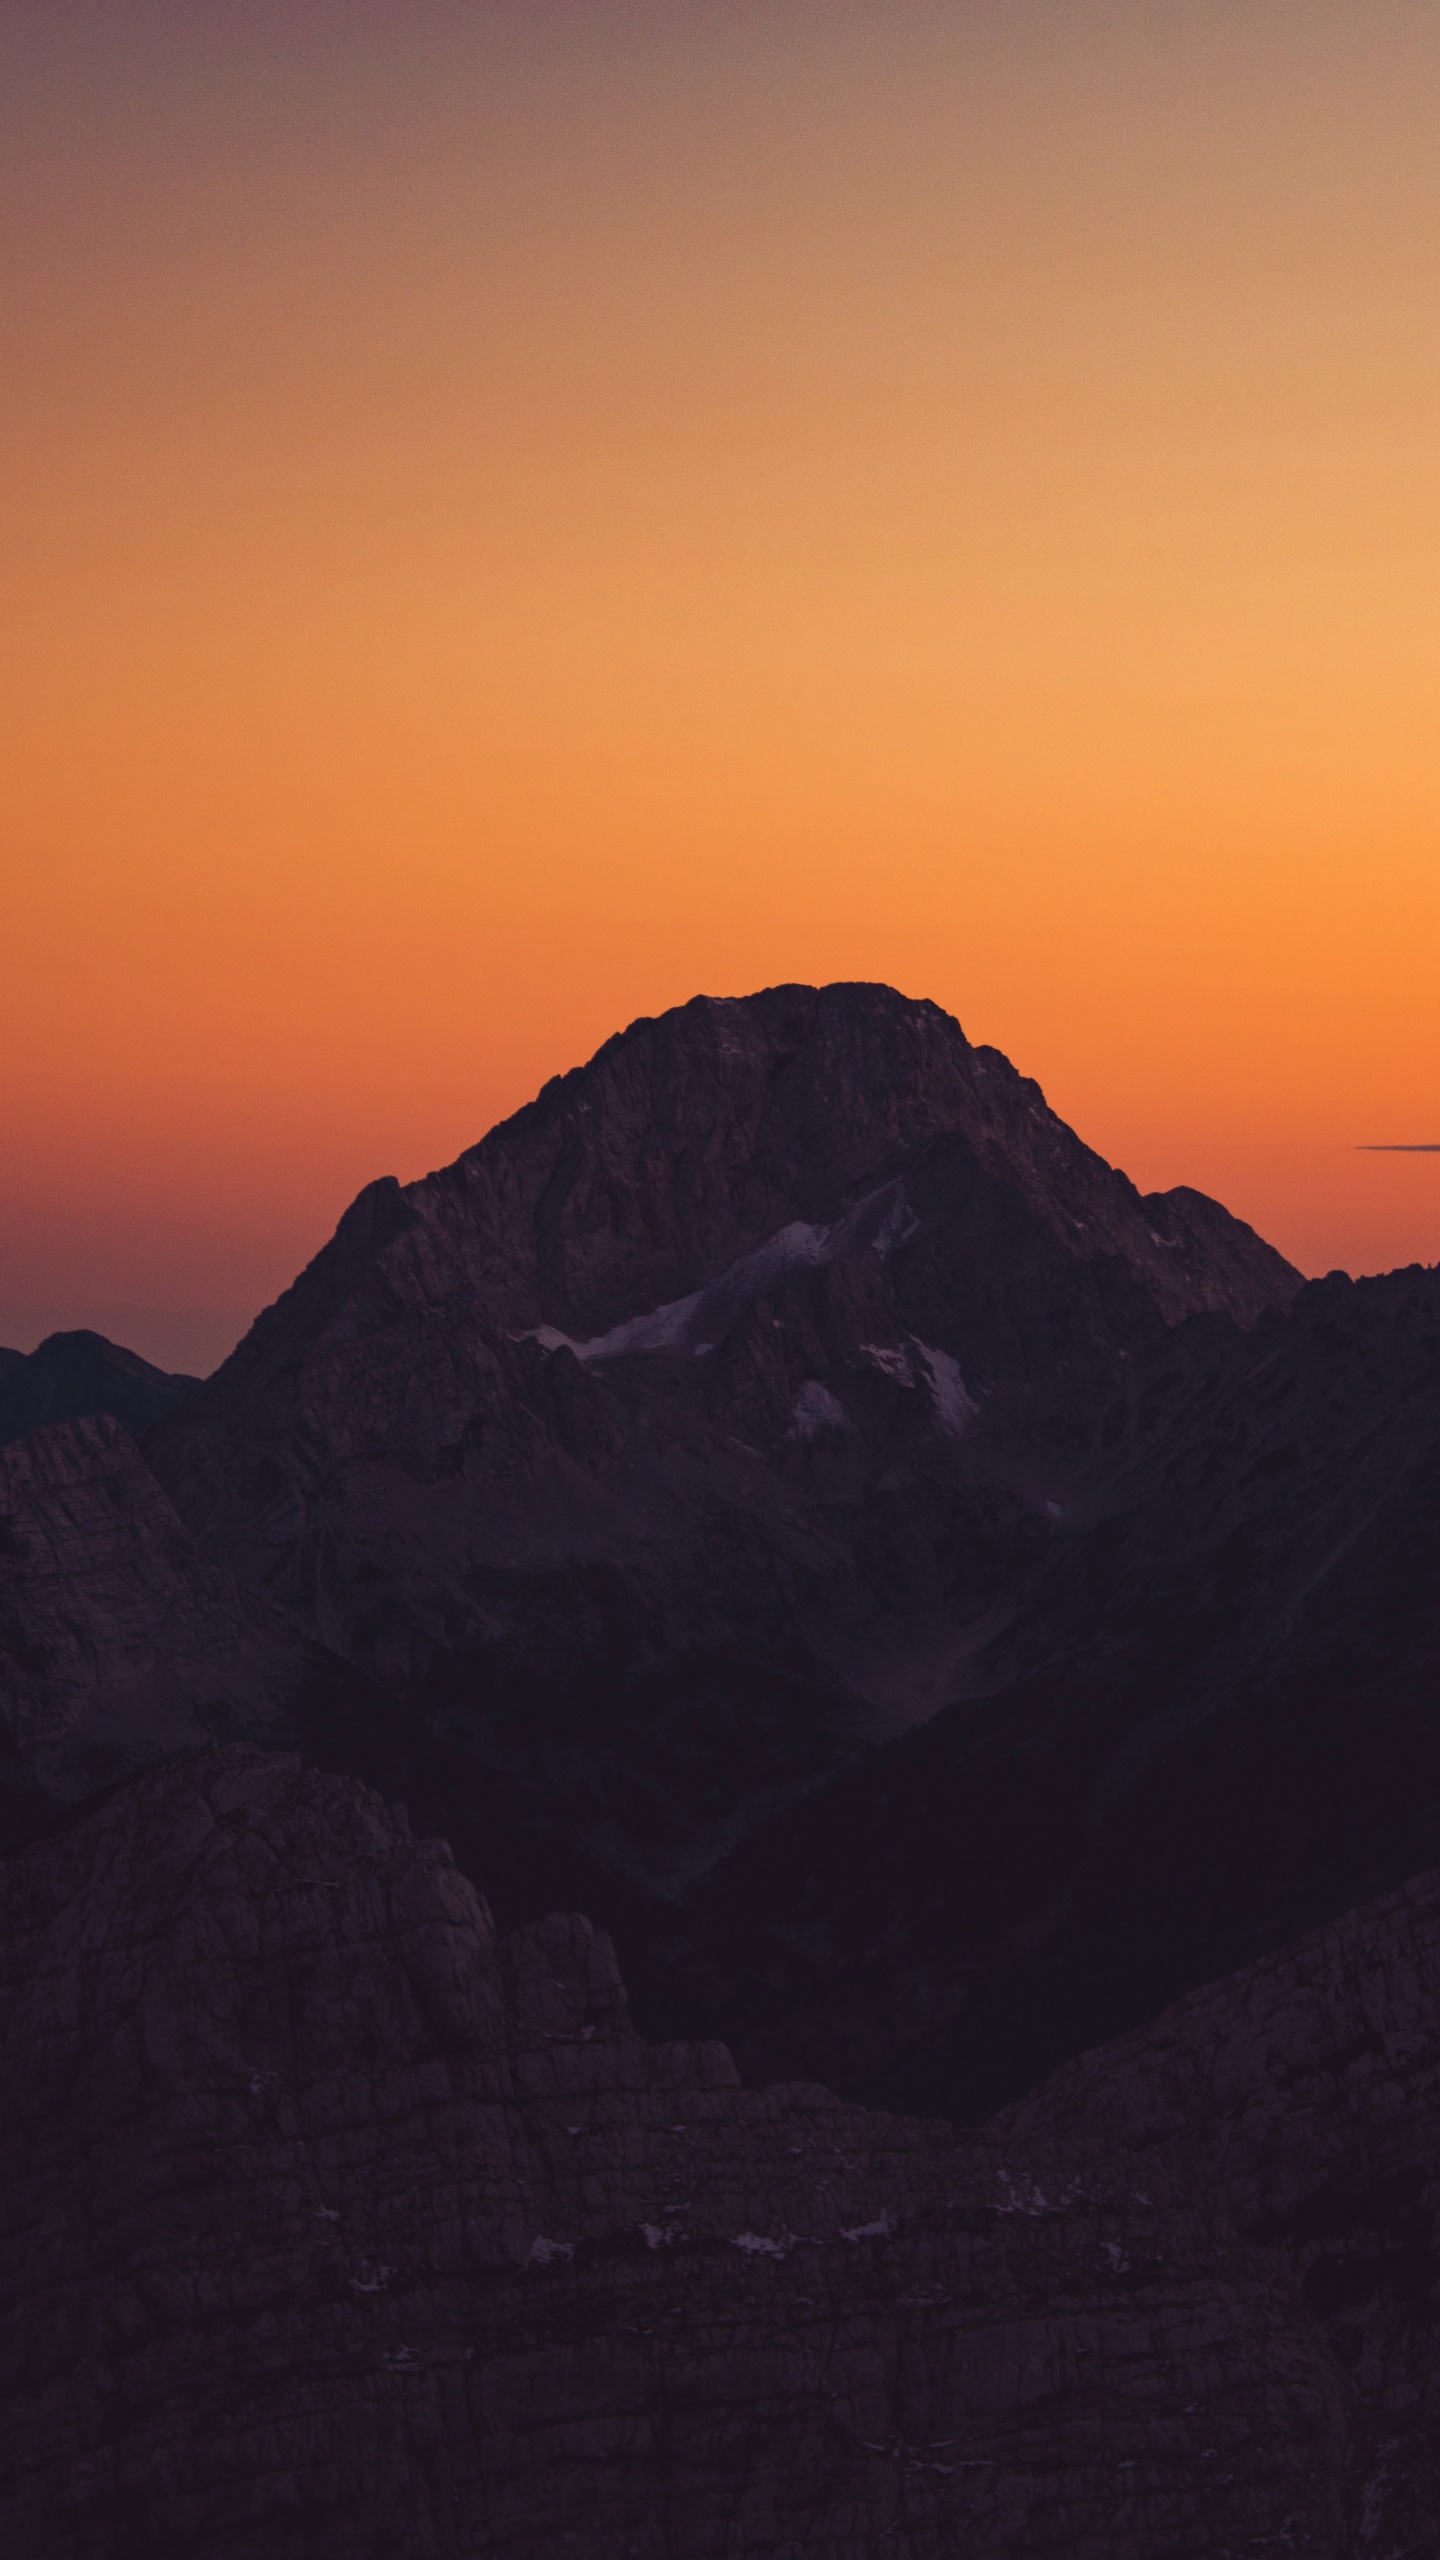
[197,984,1299,1404]
[438,981,1298,1334]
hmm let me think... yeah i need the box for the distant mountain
[0,1328,198,1450]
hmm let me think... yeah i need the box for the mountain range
[2,982,1436,2123]
[5,978,1440,2554]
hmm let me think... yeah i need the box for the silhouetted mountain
[145,984,1299,1896]
[0,1327,198,1450]
[6,982,1437,2133]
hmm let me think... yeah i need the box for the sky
[3,0,1437,1374]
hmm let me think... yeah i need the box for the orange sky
[3,2,1438,1373]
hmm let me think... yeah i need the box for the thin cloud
[1356,1144,1440,1152]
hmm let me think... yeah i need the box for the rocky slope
[0,1748,1351,2560]
[0,1415,296,1817]
[0,1326,198,1449]
[998,1866,1440,2557]
[653,1257,1440,2117]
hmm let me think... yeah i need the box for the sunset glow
[4,1,1438,1370]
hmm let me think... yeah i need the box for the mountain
[0,1746,1355,2560]
[7,980,1436,2125]
[144,983,1299,1899]
[10,987,1440,2548]
[0,1326,199,1449]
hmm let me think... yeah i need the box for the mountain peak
[426,978,1299,1342]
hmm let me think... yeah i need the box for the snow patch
[734,1219,834,1292]
[871,1195,920,1262]
[791,1380,854,1440]
[529,1291,704,1364]
[839,2210,893,2243]
[862,1344,915,1386]
[913,1342,977,1438]
[522,1220,835,1367]
[527,2235,575,2268]
[732,2229,801,2259]
[522,1188,950,1371]
[993,2171,1054,2217]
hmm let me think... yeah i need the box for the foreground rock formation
[1000,1869,1440,2556]
[0,1748,1352,2560]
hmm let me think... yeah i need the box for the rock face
[998,1868,1440,2557]
[658,1256,1440,2117]
[0,1417,294,1810]
[0,1748,1348,2560]
[0,1327,198,1450]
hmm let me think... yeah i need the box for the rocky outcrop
[0,1748,1348,2560]
[996,1869,1440,2557]
[0,1327,198,1450]
[0,1417,294,1808]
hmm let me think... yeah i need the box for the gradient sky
[3,1,1438,1373]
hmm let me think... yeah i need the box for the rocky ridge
[0,1747,1354,2560]
[0,1327,198,1451]
[999,1867,1440,2557]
